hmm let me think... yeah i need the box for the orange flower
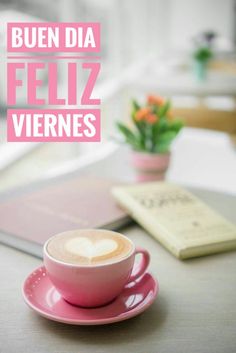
[135,107,151,121]
[145,113,158,124]
[147,94,165,106]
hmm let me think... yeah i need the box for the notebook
[112,182,236,259]
[0,177,130,257]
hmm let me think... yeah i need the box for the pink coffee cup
[43,229,150,307]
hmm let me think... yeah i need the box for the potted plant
[192,31,215,81]
[116,95,183,181]
[193,47,213,81]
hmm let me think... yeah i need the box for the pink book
[0,176,130,257]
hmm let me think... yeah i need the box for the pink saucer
[23,266,159,325]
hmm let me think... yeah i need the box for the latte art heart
[65,237,118,258]
[47,230,133,265]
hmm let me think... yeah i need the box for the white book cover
[112,182,236,259]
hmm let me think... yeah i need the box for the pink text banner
[7,23,100,52]
[7,109,100,142]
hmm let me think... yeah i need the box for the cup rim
[43,229,135,268]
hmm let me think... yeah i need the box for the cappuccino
[46,229,133,265]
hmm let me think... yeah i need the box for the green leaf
[159,130,178,142]
[158,116,169,133]
[116,122,136,142]
[152,105,159,116]
[154,142,170,153]
[154,130,178,153]
[193,47,213,61]
[158,100,171,117]
[132,99,140,111]
[116,122,141,150]
[131,99,141,121]
[131,99,141,124]
[150,122,160,150]
[169,120,184,133]
[130,99,149,150]
[134,121,147,146]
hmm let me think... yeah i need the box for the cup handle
[127,247,150,284]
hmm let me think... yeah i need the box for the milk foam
[47,230,133,265]
[65,237,118,259]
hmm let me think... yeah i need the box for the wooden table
[0,149,236,353]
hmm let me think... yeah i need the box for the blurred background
[0,0,235,194]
